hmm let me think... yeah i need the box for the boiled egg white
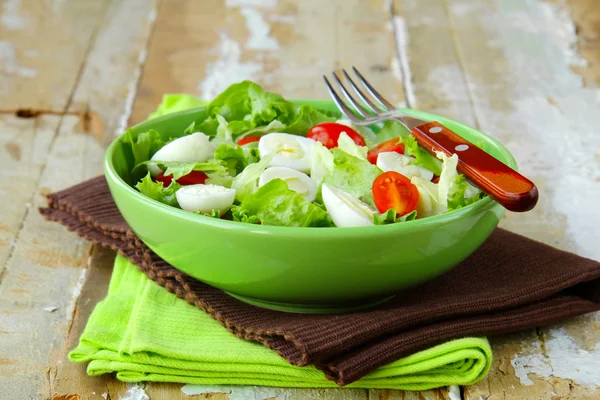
[258,133,316,173]
[149,132,214,176]
[376,152,434,181]
[321,183,375,228]
[259,167,317,202]
[175,184,236,214]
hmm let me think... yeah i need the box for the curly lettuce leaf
[138,159,230,181]
[323,149,383,208]
[122,129,166,167]
[148,94,207,120]
[231,153,273,202]
[231,179,332,227]
[448,174,485,211]
[135,173,180,207]
[337,132,368,160]
[375,120,411,144]
[194,81,337,138]
[373,209,417,225]
[213,143,258,175]
[404,136,442,176]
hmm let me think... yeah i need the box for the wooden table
[1,0,599,399]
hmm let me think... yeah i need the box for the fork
[323,67,539,212]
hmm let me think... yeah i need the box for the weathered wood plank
[416,0,600,398]
[130,0,406,125]
[0,0,159,398]
[0,0,110,111]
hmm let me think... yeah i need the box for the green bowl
[104,100,516,313]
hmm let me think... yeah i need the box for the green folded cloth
[69,255,491,390]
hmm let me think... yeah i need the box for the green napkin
[69,255,491,390]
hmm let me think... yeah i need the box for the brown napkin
[40,176,600,386]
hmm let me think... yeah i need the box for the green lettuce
[213,143,258,175]
[135,173,180,207]
[448,175,485,210]
[373,209,417,225]
[375,120,411,143]
[138,159,229,181]
[122,129,166,168]
[194,81,337,138]
[231,154,274,202]
[323,149,383,208]
[231,179,332,227]
[404,136,442,176]
[337,132,368,160]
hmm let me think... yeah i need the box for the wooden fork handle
[410,121,539,212]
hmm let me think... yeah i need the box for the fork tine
[331,72,372,118]
[352,66,395,111]
[341,69,384,115]
[322,75,361,122]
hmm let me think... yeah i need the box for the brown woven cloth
[39,176,600,386]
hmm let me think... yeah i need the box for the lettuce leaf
[404,136,442,176]
[213,143,258,175]
[323,149,383,208]
[135,173,180,207]
[375,120,411,144]
[336,119,378,147]
[310,141,334,188]
[231,179,332,227]
[448,175,485,210]
[373,209,417,225]
[122,129,165,167]
[137,159,230,181]
[337,132,368,160]
[231,154,273,202]
[194,81,337,138]
[148,94,207,120]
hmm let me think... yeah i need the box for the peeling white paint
[64,268,87,323]
[198,32,262,100]
[0,41,38,79]
[390,17,416,108]
[1,0,25,30]
[239,7,279,51]
[43,306,58,313]
[448,385,461,400]
[181,385,291,399]
[119,383,150,400]
[513,327,600,387]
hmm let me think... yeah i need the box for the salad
[123,81,485,228]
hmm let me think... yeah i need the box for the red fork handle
[411,121,539,212]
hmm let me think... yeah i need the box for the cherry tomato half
[367,139,405,165]
[237,136,260,146]
[306,122,366,149]
[372,171,419,216]
[155,170,208,186]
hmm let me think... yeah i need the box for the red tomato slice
[367,139,405,165]
[237,136,260,146]
[306,122,366,149]
[155,170,208,186]
[372,171,419,216]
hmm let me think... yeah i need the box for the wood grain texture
[2,0,599,399]
[422,0,600,398]
[129,0,407,125]
[0,0,158,399]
